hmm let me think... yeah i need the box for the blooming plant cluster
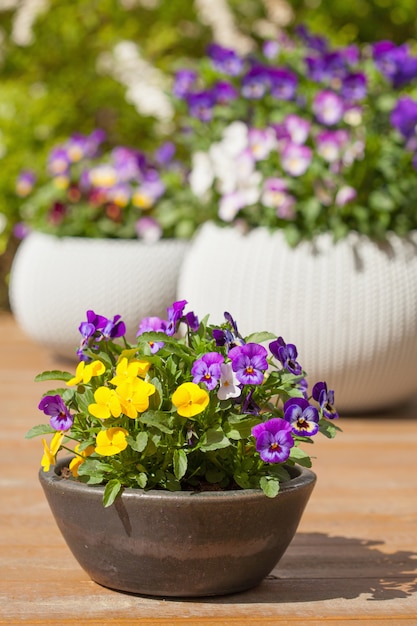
[27,300,340,507]
[15,130,200,241]
[173,26,417,244]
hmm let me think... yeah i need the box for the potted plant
[172,27,417,413]
[27,299,340,597]
[9,130,208,359]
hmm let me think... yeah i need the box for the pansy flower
[95,427,129,456]
[228,343,268,385]
[172,382,209,418]
[284,398,320,436]
[217,362,241,400]
[38,395,73,431]
[192,352,224,390]
[252,418,294,463]
[312,381,339,419]
[269,337,303,375]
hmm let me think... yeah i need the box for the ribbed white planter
[9,232,189,360]
[178,223,417,413]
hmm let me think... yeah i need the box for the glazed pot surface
[39,459,316,597]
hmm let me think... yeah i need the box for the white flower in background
[189,152,214,197]
[10,0,48,46]
[97,41,173,123]
[195,0,253,54]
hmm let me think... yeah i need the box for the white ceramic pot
[178,223,417,413]
[9,232,189,359]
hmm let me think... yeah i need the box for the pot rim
[39,456,316,502]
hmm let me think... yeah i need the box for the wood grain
[1,312,417,625]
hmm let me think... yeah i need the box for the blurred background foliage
[0,0,416,308]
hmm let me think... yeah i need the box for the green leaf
[244,331,276,344]
[319,421,342,438]
[140,410,173,434]
[136,473,147,488]
[199,427,231,451]
[289,446,312,467]
[127,431,148,452]
[34,370,73,382]
[260,476,280,498]
[103,479,122,507]
[173,449,187,481]
[25,424,55,439]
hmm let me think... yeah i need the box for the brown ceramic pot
[39,458,316,597]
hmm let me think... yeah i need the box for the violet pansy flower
[38,395,73,431]
[252,418,294,463]
[228,343,268,385]
[269,337,303,375]
[284,398,320,437]
[312,381,339,419]
[137,316,167,353]
[192,352,224,390]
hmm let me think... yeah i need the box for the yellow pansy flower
[88,386,122,419]
[110,357,151,386]
[95,428,128,456]
[69,443,95,477]
[172,382,209,418]
[116,379,156,419]
[66,360,106,386]
[41,431,65,472]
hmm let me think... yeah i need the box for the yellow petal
[172,382,209,418]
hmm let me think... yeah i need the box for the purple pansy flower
[38,395,73,431]
[137,316,167,353]
[173,69,197,98]
[242,388,261,415]
[212,81,238,105]
[269,337,303,375]
[101,315,126,340]
[284,397,320,436]
[186,90,216,121]
[267,67,298,100]
[207,43,243,76]
[252,418,294,463]
[372,41,417,88]
[212,311,244,349]
[185,311,200,332]
[192,352,224,390]
[312,381,339,419]
[228,343,268,385]
[313,90,345,126]
[390,96,417,140]
[79,310,108,341]
[241,65,269,99]
[165,300,187,336]
[341,72,367,102]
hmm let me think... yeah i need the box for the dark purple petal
[312,381,339,419]
[269,337,302,375]
[166,300,187,336]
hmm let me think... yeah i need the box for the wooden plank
[1,313,417,624]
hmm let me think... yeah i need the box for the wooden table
[1,311,417,625]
